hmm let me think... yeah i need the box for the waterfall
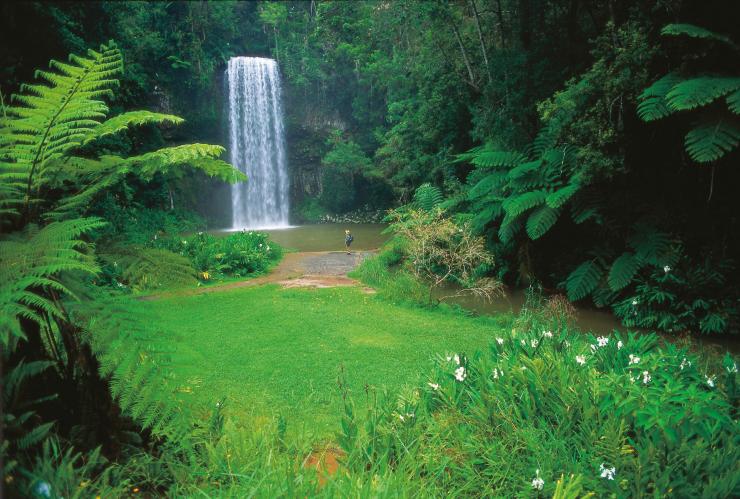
[226,57,290,229]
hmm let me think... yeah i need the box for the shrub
[154,231,282,282]
[338,323,739,497]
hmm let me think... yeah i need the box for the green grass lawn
[126,284,509,439]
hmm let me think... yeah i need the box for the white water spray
[226,57,289,229]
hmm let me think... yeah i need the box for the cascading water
[226,57,289,229]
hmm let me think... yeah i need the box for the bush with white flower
[337,320,738,497]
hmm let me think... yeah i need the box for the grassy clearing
[125,283,509,438]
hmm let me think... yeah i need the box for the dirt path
[140,251,374,300]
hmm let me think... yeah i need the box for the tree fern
[661,23,738,49]
[565,260,604,301]
[684,120,740,162]
[101,246,197,291]
[639,25,739,163]
[665,77,740,112]
[546,183,580,209]
[637,73,684,121]
[607,252,643,291]
[412,183,444,212]
[525,205,559,240]
[502,190,546,218]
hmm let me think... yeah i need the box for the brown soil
[303,447,343,486]
[139,251,374,301]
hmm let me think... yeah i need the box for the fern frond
[498,212,523,243]
[637,73,683,121]
[666,77,740,112]
[545,183,580,209]
[661,24,738,49]
[469,150,526,168]
[727,89,740,114]
[413,183,444,211]
[525,205,560,240]
[628,227,673,266]
[566,260,603,301]
[101,246,197,291]
[502,190,546,218]
[468,172,507,200]
[684,119,740,162]
[126,144,244,183]
[607,252,643,292]
[83,111,184,145]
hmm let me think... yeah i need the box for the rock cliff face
[282,85,347,213]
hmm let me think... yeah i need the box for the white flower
[564,340,571,348]
[496,337,505,345]
[34,481,52,498]
[632,299,638,306]
[727,362,737,374]
[664,265,671,273]
[454,354,460,365]
[399,414,405,422]
[259,243,263,247]
[542,330,553,339]
[628,354,640,365]
[531,339,539,348]
[597,336,609,347]
[531,469,544,490]
[575,355,586,365]
[428,382,440,391]
[629,375,636,383]
[492,368,503,379]
[599,463,616,480]
[454,366,467,382]
[521,339,527,346]
[198,231,204,236]
[266,245,270,251]
[680,357,691,370]
[617,340,623,350]
[706,375,716,388]
[182,240,187,245]
[642,371,651,384]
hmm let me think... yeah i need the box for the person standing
[344,229,354,254]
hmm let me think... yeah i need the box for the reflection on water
[212,223,391,252]
[435,286,626,335]
[209,223,737,351]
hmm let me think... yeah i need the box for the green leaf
[566,260,603,301]
[727,89,740,114]
[83,111,184,145]
[661,24,738,49]
[525,205,559,240]
[607,252,643,291]
[470,150,526,168]
[685,120,740,163]
[502,190,546,218]
[546,183,580,209]
[666,77,740,112]
[638,73,683,121]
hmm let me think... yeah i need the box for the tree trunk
[450,20,478,91]
[469,0,491,83]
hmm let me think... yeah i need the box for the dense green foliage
[0,42,246,496]
[2,1,739,497]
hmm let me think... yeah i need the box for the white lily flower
[496,337,505,345]
[454,366,466,382]
[706,375,716,388]
[427,382,440,391]
[642,371,651,384]
[599,463,616,480]
[575,355,586,365]
[596,336,609,347]
[531,469,544,490]
[628,354,640,365]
